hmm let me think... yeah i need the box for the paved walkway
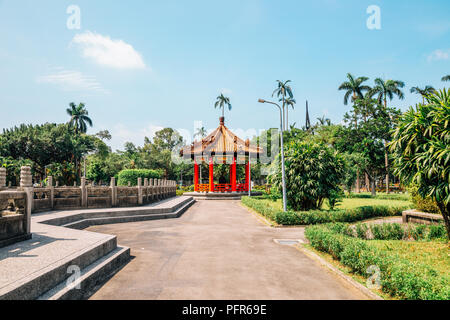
[88,200,368,300]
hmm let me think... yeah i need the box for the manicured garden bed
[241,196,411,226]
[305,223,449,300]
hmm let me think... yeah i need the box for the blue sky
[0,0,449,150]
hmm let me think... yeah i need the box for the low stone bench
[402,209,443,225]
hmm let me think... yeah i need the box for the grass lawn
[370,240,450,280]
[263,196,412,211]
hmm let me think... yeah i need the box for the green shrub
[117,169,162,186]
[355,223,368,238]
[270,141,345,211]
[241,197,407,226]
[305,224,449,300]
[408,185,440,214]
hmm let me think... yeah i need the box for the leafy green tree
[410,86,435,104]
[338,73,371,192]
[390,89,450,239]
[369,78,405,193]
[0,123,99,183]
[66,102,93,134]
[194,127,207,181]
[272,80,294,131]
[271,140,345,211]
[214,94,232,118]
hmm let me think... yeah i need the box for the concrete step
[0,235,117,300]
[40,196,193,227]
[37,246,130,300]
[62,197,195,229]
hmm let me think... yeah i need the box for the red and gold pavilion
[180,117,263,193]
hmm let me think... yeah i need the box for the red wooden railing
[195,183,249,193]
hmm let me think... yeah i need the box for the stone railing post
[137,177,143,205]
[20,166,34,214]
[0,167,6,189]
[47,176,54,209]
[157,179,161,200]
[143,178,148,203]
[81,177,87,207]
[110,177,117,207]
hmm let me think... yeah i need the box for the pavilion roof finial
[219,116,225,126]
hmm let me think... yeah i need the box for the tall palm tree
[194,127,207,183]
[442,75,450,82]
[338,73,371,127]
[281,97,296,129]
[338,73,371,193]
[370,78,405,194]
[66,102,93,134]
[370,78,405,108]
[214,94,232,118]
[272,80,294,131]
[410,86,435,104]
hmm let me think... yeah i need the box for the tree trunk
[437,202,450,240]
[356,170,360,193]
[365,173,370,192]
[371,178,376,197]
[383,98,390,194]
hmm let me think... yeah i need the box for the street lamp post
[258,99,288,212]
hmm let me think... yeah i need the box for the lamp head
[258,99,266,103]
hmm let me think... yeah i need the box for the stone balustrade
[0,167,178,214]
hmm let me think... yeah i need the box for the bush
[408,185,440,214]
[241,197,407,225]
[305,224,449,300]
[117,169,162,186]
[270,141,345,211]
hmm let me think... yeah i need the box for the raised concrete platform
[34,196,195,229]
[0,196,194,300]
[184,192,262,200]
[402,209,443,225]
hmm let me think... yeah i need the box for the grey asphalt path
[88,200,368,300]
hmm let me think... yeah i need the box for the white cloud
[71,31,146,70]
[427,49,450,62]
[36,68,108,94]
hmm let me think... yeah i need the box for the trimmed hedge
[305,224,449,300]
[241,196,407,225]
[347,222,447,241]
[117,169,162,186]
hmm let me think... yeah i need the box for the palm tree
[194,127,207,182]
[410,86,435,104]
[66,102,93,134]
[370,78,405,194]
[316,116,331,126]
[338,73,371,193]
[214,94,232,118]
[370,78,405,108]
[442,75,450,82]
[281,97,296,129]
[272,80,294,131]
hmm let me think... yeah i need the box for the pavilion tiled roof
[180,117,263,157]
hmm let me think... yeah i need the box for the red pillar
[194,161,199,192]
[209,157,214,192]
[232,156,237,192]
[245,160,250,192]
